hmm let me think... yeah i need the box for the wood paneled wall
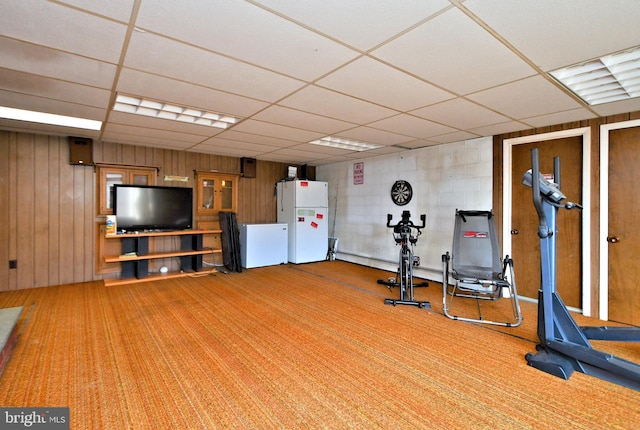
[0,131,309,291]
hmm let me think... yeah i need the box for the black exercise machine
[523,148,640,391]
[377,210,430,309]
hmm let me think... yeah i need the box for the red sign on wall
[353,162,364,185]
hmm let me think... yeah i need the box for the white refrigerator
[276,180,328,264]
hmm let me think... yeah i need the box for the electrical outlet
[9,260,17,269]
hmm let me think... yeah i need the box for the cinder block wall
[317,136,492,280]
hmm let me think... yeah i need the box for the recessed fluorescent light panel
[308,136,382,152]
[0,106,102,130]
[113,94,240,129]
[550,46,640,106]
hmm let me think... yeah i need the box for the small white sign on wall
[353,162,364,185]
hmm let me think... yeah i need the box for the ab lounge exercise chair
[442,210,522,327]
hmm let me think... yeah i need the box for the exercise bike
[523,148,640,391]
[377,210,430,309]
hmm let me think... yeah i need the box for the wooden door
[510,137,583,307]
[608,126,640,325]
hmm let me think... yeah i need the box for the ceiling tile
[101,131,196,150]
[279,85,397,124]
[56,0,135,22]
[368,114,456,139]
[0,0,128,62]
[123,32,306,102]
[464,0,640,71]
[252,0,451,51]
[334,126,414,146]
[135,0,359,80]
[521,108,597,129]
[266,146,348,161]
[467,75,583,120]
[252,105,356,134]
[0,89,106,121]
[232,119,324,142]
[316,153,373,164]
[258,151,321,164]
[108,111,222,137]
[192,138,281,155]
[398,139,441,149]
[591,97,640,117]
[371,7,536,95]
[116,69,269,118]
[365,145,410,156]
[103,123,208,144]
[287,143,355,157]
[425,131,481,145]
[0,38,117,89]
[188,145,264,158]
[0,69,110,108]
[410,98,510,130]
[468,120,531,137]
[209,130,298,148]
[317,56,454,111]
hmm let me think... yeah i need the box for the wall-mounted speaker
[299,164,315,180]
[241,157,256,178]
[69,137,94,165]
[298,164,315,181]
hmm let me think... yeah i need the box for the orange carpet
[0,261,639,429]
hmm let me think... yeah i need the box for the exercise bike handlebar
[386,212,426,230]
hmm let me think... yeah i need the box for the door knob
[607,236,620,243]
[510,229,519,235]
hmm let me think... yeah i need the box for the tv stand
[104,229,221,286]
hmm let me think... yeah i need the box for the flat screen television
[113,184,193,233]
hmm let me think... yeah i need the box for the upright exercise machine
[377,210,430,309]
[523,148,640,391]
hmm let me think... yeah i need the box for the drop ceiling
[1,0,640,166]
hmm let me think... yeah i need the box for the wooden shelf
[103,270,217,287]
[105,229,221,239]
[104,248,220,263]
[103,229,222,286]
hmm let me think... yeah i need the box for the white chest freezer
[239,223,288,268]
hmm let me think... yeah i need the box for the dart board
[390,180,412,206]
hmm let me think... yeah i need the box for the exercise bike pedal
[377,278,399,289]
